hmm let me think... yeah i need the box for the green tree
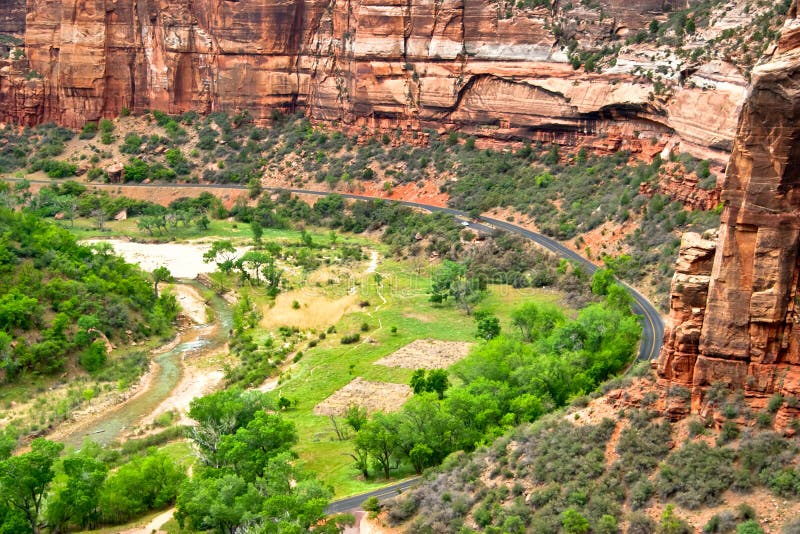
[355,413,401,479]
[216,411,298,481]
[410,369,428,395]
[475,311,501,340]
[98,450,185,525]
[0,289,39,330]
[203,240,237,273]
[247,178,262,199]
[344,404,368,433]
[300,229,314,248]
[510,302,564,342]
[591,268,616,296]
[152,265,172,299]
[237,251,273,285]
[597,514,619,534]
[429,260,484,314]
[426,369,450,400]
[562,507,590,534]
[408,444,433,475]
[46,449,108,532]
[187,388,272,467]
[78,340,107,373]
[0,438,64,534]
[251,220,263,246]
[177,454,331,533]
[122,158,149,183]
[176,473,261,534]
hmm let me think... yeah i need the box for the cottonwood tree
[354,413,402,479]
[429,260,484,315]
[203,240,238,273]
[152,265,172,299]
[0,438,64,534]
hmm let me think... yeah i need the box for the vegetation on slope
[0,203,178,383]
[0,113,722,307]
[382,376,800,534]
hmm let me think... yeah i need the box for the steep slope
[0,0,786,162]
[658,3,800,426]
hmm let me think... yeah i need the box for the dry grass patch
[261,289,360,330]
[313,377,412,416]
[375,339,473,370]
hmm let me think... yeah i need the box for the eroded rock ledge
[0,0,749,162]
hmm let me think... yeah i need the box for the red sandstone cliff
[658,4,800,428]
[0,0,757,162]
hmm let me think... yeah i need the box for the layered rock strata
[657,7,800,428]
[0,0,747,162]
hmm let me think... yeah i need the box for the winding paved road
[10,178,665,512]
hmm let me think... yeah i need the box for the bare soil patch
[313,377,412,416]
[374,339,473,370]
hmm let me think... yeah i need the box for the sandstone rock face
[658,7,800,429]
[0,0,748,162]
[0,0,26,35]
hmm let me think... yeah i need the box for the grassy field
[268,257,567,496]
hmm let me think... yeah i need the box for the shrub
[658,504,691,534]
[783,518,800,534]
[717,421,740,445]
[767,394,784,413]
[627,512,657,534]
[361,496,381,512]
[737,521,765,534]
[703,511,737,533]
[33,159,78,178]
[120,133,143,154]
[80,122,98,139]
[78,340,107,373]
[688,419,706,437]
[656,442,736,509]
[341,333,360,345]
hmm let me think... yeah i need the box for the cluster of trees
[0,435,185,533]
[137,209,210,236]
[346,279,640,481]
[230,192,464,258]
[0,206,178,380]
[176,388,348,533]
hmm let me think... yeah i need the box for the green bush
[79,122,98,139]
[341,333,360,345]
[657,442,735,509]
[78,340,107,373]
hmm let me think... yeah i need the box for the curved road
[10,179,665,511]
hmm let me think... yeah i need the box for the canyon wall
[0,0,746,162]
[657,6,800,428]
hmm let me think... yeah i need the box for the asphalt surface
[325,477,421,514]
[10,178,665,511]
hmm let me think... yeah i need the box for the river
[58,283,233,449]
